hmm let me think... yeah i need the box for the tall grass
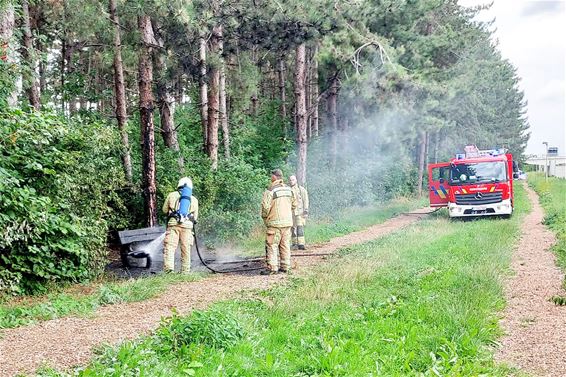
[528,173,566,287]
[0,274,201,329]
[2,198,423,330]
[46,186,529,376]
[529,173,566,296]
[241,196,427,254]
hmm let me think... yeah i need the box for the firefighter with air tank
[162,177,199,274]
[260,169,297,275]
[289,174,309,250]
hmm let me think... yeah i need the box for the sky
[459,0,566,156]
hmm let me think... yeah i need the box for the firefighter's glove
[303,210,309,218]
[188,213,197,224]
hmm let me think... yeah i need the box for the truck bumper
[448,199,513,218]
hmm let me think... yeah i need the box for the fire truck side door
[428,163,450,207]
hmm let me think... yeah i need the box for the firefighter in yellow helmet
[260,169,297,275]
[162,177,199,273]
[289,175,309,250]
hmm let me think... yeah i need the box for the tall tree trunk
[38,40,46,95]
[249,46,258,116]
[154,55,182,163]
[20,0,40,110]
[60,38,66,112]
[250,93,259,115]
[294,43,308,185]
[78,50,87,110]
[312,46,319,137]
[152,20,183,170]
[417,131,427,197]
[207,25,221,170]
[305,49,312,140]
[174,75,183,104]
[434,130,440,163]
[0,3,17,107]
[109,0,132,183]
[328,74,339,168]
[424,131,430,164]
[277,58,287,133]
[218,26,230,159]
[199,36,208,151]
[138,15,157,227]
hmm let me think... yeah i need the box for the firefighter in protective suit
[261,169,297,275]
[289,175,309,250]
[162,177,199,273]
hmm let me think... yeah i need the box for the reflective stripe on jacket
[261,180,296,228]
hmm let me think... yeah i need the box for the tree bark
[152,19,183,169]
[38,40,46,95]
[249,46,258,116]
[277,58,287,125]
[109,0,133,183]
[294,43,308,185]
[138,14,157,227]
[207,25,221,170]
[417,131,427,197]
[218,26,230,159]
[20,0,40,110]
[174,75,183,104]
[434,130,440,163]
[60,38,67,112]
[78,49,87,110]
[250,93,259,115]
[306,49,312,140]
[199,36,208,151]
[0,3,17,107]
[312,46,319,137]
[424,131,430,164]
[328,74,339,168]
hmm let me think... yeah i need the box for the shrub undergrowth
[45,186,529,376]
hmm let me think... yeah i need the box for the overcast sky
[459,0,565,156]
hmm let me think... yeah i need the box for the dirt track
[496,184,566,376]
[0,208,430,377]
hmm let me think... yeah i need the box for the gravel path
[496,184,566,376]
[0,208,431,377]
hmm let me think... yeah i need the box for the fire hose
[402,207,442,215]
[193,224,264,274]
[191,207,439,274]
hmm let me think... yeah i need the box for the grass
[527,173,566,272]
[1,197,423,331]
[0,273,202,330]
[241,196,427,255]
[528,173,566,304]
[44,186,530,376]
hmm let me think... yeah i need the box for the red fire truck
[428,145,518,218]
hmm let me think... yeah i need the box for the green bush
[156,309,244,352]
[0,59,16,108]
[154,104,272,243]
[230,102,290,170]
[0,109,128,295]
[304,136,417,216]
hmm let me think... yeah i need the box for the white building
[526,155,566,179]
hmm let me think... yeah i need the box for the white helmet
[177,177,193,188]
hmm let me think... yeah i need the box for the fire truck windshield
[450,161,507,185]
